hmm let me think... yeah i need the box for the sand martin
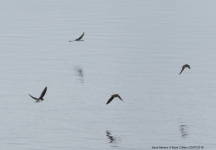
[29,87,47,102]
[69,32,85,42]
[179,64,190,75]
[106,94,123,105]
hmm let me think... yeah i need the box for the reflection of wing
[179,67,185,75]
[117,95,123,101]
[106,131,111,136]
[39,87,47,99]
[29,94,38,100]
[76,32,84,40]
[106,96,114,105]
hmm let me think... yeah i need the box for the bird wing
[29,94,38,100]
[106,96,114,105]
[179,67,185,75]
[76,32,84,40]
[187,65,191,69]
[117,95,123,102]
[39,87,47,99]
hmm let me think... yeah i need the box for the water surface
[0,0,215,149]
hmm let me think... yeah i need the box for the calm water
[0,0,216,149]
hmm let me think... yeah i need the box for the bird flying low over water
[106,94,124,105]
[179,64,191,75]
[29,87,47,102]
[69,32,85,42]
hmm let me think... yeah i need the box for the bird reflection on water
[74,66,84,83]
[106,131,121,147]
[179,125,189,138]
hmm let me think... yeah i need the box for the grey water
[0,0,215,149]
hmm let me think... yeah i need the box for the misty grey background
[0,0,215,149]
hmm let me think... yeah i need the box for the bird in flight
[69,32,85,42]
[106,94,124,105]
[179,64,191,75]
[29,87,47,102]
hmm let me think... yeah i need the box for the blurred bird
[179,64,191,75]
[106,94,123,105]
[29,87,47,102]
[69,32,85,42]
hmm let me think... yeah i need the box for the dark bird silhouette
[69,32,85,42]
[106,94,123,105]
[29,87,47,102]
[179,64,191,75]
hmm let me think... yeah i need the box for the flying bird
[29,87,47,102]
[69,32,85,42]
[106,94,123,105]
[179,64,191,75]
